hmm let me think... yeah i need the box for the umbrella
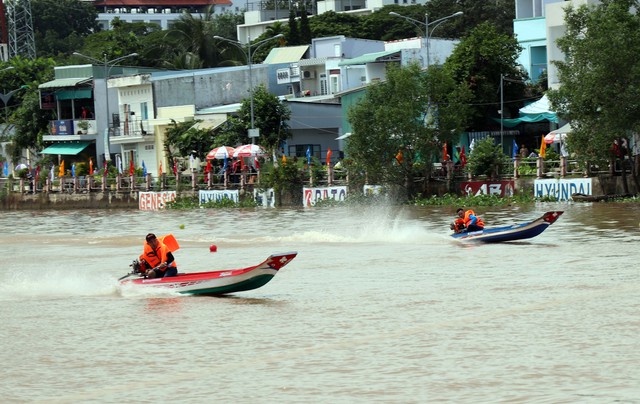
[544,133,556,144]
[15,163,28,171]
[233,144,266,158]
[206,146,235,160]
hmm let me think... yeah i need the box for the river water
[1,203,639,403]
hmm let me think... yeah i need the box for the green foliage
[443,21,527,129]
[166,195,257,209]
[163,119,217,160]
[346,63,471,191]
[548,0,640,165]
[259,159,305,196]
[32,0,99,58]
[466,137,510,178]
[288,10,301,45]
[412,192,536,207]
[236,84,291,153]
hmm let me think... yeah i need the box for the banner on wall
[363,185,385,196]
[139,191,176,210]
[461,181,515,197]
[303,186,347,207]
[534,178,592,201]
[199,189,239,204]
[254,188,275,207]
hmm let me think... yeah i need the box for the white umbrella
[14,163,28,171]
[233,144,266,158]
[206,146,235,160]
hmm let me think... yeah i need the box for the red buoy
[209,244,217,253]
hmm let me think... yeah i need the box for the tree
[346,63,471,198]
[548,0,640,192]
[443,22,527,130]
[235,84,291,153]
[287,10,300,46]
[32,0,99,58]
[308,11,361,39]
[163,120,217,160]
[299,4,312,44]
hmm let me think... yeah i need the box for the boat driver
[454,208,485,233]
[139,233,178,278]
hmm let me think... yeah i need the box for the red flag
[460,146,467,167]
[129,159,135,176]
[254,157,260,170]
[158,162,163,176]
[442,142,449,161]
[326,148,333,166]
[204,160,212,174]
[173,158,178,176]
[539,136,547,158]
[395,149,403,164]
[89,158,94,175]
[103,159,108,177]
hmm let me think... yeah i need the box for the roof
[264,46,309,64]
[338,50,400,66]
[520,94,554,115]
[38,78,92,89]
[190,117,227,131]
[40,141,92,155]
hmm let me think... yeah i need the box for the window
[140,102,148,120]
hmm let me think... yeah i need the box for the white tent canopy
[520,94,554,115]
[545,122,572,144]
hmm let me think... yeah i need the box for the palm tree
[165,6,223,68]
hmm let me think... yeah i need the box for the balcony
[43,119,98,142]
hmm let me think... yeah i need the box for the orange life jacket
[463,210,485,228]
[139,241,177,271]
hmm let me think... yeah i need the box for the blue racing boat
[451,211,564,243]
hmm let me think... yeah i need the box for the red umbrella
[206,146,235,160]
[233,144,266,158]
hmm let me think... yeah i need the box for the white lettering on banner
[462,181,514,197]
[199,190,239,204]
[254,188,275,207]
[534,178,592,201]
[139,191,176,211]
[303,186,348,207]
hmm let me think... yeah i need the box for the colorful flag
[89,158,94,175]
[35,165,40,180]
[49,164,54,181]
[59,160,65,177]
[442,142,449,161]
[173,158,178,176]
[395,149,403,164]
[512,139,519,159]
[326,147,333,166]
[539,136,547,158]
[253,157,260,170]
[2,161,7,177]
[469,139,476,153]
[129,159,135,176]
[71,163,76,178]
[142,160,147,177]
[282,154,287,164]
[103,159,108,177]
[306,146,311,166]
[116,155,123,174]
[453,147,460,164]
[460,146,467,167]
[158,162,163,176]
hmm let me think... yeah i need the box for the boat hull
[121,252,297,296]
[451,211,563,243]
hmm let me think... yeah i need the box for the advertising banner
[199,189,239,204]
[139,191,176,211]
[461,180,515,197]
[254,188,275,207]
[534,178,592,201]
[303,186,347,207]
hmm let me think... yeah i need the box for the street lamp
[72,51,138,161]
[0,85,28,121]
[214,34,284,144]
[389,10,463,68]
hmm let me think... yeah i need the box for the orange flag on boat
[326,147,333,166]
[158,162,163,176]
[539,135,547,158]
[89,158,93,175]
[58,160,65,177]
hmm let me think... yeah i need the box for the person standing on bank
[456,208,485,232]
[139,233,178,278]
